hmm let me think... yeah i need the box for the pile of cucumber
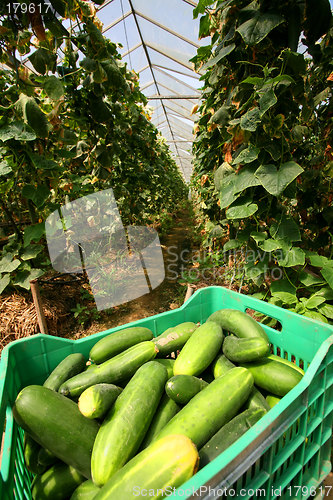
[13,310,304,499]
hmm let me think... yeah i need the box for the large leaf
[214,162,234,190]
[29,48,56,75]
[270,216,301,242]
[237,13,285,45]
[260,239,283,252]
[43,76,64,100]
[233,165,261,193]
[0,253,21,273]
[201,43,236,70]
[219,176,240,209]
[23,223,45,247]
[30,154,59,170]
[302,295,326,309]
[255,161,303,196]
[240,107,261,132]
[226,197,258,219]
[209,105,231,126]
[22,184,50,208]
[20,245,43,261]
[0,274,10,294]
[259,88,277,117]
[277,247,305,267]
[0,161,12,177]
[13,268,44,290]
[270,278,296,295]
[321,266,333,289]
[233,144,259,165]
[317,303,333,319]
[0,121,36,142]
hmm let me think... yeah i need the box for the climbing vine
[191,0,333,323]
[0,0,187,293]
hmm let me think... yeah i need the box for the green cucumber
[267,354,305,375]
[207,309,269,342]
[165,375,208,405]
[31,463,85,500]
[38,447,58,468]
[78,384,122,419]
[89,327,153,364]
[266,394,282,408]
[155,367,254,449]
[154,322,197,357]
[211,354,235,378]
[24,433,46,475]
[140,394,180,450]
[70,480,100,500]
[13,385,99,479]
[240,358,303,397]
[223,335,270,363]
[93,435,199,500]
[244,386,271,412]
[199,408,266,468]
[43,353,86,392]
[59,341,158,398]
[91,361,168,487]
[173,322,224,376]
[154,358,175,379]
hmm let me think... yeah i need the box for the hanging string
[120,0,133,71]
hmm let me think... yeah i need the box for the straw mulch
[0,292,69,351]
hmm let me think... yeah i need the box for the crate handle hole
[245,308,282,331]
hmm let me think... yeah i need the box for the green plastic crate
[1,286,333,499]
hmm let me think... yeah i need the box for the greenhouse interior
[0,0,333,498]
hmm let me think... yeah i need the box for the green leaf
[210,104,231,126]
[0,274,10,294]
[223,239,242,251]
[241,76,264,86]
[201,43,236,70]
[270,217,300,242]
[13,268,44,290]
[312,287,333,300]
[226,197,258,219]
[0,253,21,273]
[250,231,267,244]
[240,107,261,132]
[303,295,326,309]
[321,266,333,289]
[23,223,45,247]
[30,154,59,170]
[233,144,259,165]
[80,57,98,72]
[299,271,325,286]
[29,48,56,75]
[272,292,298,305]
[259,88,277,117]
[214,162,234,190]
[270,278,297,295]
[307,252,332,268]
[277,247,305,267]
[233,165,261,193]
[43,76,64,100]
[255,161,303,196]
[219,175,240,209]
[303,310,328,323]
[260,239,283,252]
[20,245,43,261]
[237,13,284,45]
[22,184,50,208]
[317,303,333,319]
[0,161,12,176]
[0,121,36,142]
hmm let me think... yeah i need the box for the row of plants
[190,0,333,324]
[0,0,187,295]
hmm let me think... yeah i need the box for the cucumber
[155,367,254,449]
[266,394,282,408]
[78,384,122,419]
[93,435,198,500]
[267,354,305,375]
[173,322,224,376]
[154,358,175,379]
[70,480,100,500]
[13,385,99,479]
[223,335,270,363]
[24,433,46,475]
[43,353,86,392]
[211,354,235,378]
[154,322,197,357]
[91,361,168,487]
[199,408,266,468]
[207,309,269,342]
[140,394,180,450]
[240,358,303,397]
[59,341,158,398]
[244,386,271,412]
[89,327,153,364]
[31,463,85,500]
[165,375,208,405]
[38,447,58,468]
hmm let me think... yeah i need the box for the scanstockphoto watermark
[166,247,284,282]
[133,485,275,497]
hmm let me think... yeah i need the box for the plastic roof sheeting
[98,0,203,181]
